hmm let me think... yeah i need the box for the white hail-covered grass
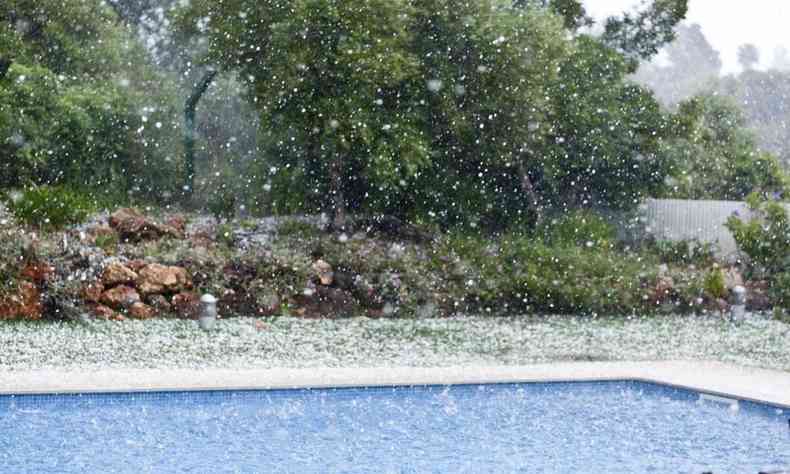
[0,315,788,372]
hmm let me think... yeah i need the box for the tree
[183,0,431,228]
[715,70,790,172]
[179,0,572,228]
[513,0,591,30]
[737,43,760,71]
[538,36,671,211]
[600,0,688,68]
[0,0,182,197]
[661,94,788,200]
[177,0,688,229]
[632,22,722,106]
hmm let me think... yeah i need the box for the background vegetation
[1,0,789,317]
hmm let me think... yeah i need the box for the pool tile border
[1,361,789,409]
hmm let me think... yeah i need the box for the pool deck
[1,361,789,408]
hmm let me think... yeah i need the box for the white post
[731,285,747,322]
[199,294,218,330]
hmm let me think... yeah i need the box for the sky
[583,0,790,73]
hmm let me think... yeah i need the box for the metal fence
[639,198,790,256]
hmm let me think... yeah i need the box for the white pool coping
[1,361,789,409]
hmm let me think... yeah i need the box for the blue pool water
[0,381,788,473]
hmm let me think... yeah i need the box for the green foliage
[1,0,124,78]
[514,1,590,30]
[6,186,92,230]
[541,210,616,248]
[440,233,653,315]
[727,194,790,309]
[207,189,236,223]
[726,194,790,277]
[541,36,671,211]
[662,94,788,200]
[215,223,235,248]
[94,232,119,253]
[703,268,727,300]
[642,239,716,266]
[178,0,679,229]
[770,272,790,310]
[277,220,321,239]
[600,0,688,67]
[172,0,696,229]
[0,0,183,199]
[405,1,571,227]
[0,229,23,292]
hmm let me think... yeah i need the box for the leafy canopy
[662,94,788,201]
[178,0,683,228]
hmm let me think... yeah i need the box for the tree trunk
[517,160,543,223]
[183,69,218,202]
[328,153,348,230]
[0,58,10,79]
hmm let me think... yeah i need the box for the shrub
[441,234,654,315]
[0,63,182,201]
[277,220,321,239]
[703,268,727,300]
[726,194,790,277]
[207,188,237,222]
[215,223,236,248]
[727,194,790,309]
[5,186,93,230]
[541,210,616,248]
[94,233,119,253]
[643,239,716,267]
[0,229,23,293]
[770,272,790,310]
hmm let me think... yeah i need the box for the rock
[217,287,278,317]
[86,224,117,244]
[747,293,772,312]
[100,285,141,308]
[81,282,105,303]
[126,259,148,272]
[136,264,192,295]
[91,304,120,320]
[723,267,744,290]
[172,291,200,319]
[292,286,356,318]
[714,298,730,313]
[649,276,674,305]
[257,293,281,316]
[128,302,155,320]
[101,262,138,287]
[744,280,772,311]
[164,215,187,234]
[0,281,43,320]
[146,294,172,313]
[20,263,55,283]
[333,269,356,291]
[109,208,184,242]
[319,286,353,305]
[312,259,334,286]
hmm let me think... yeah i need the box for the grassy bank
[1,314,788,372]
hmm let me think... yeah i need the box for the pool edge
[2,361,789,409]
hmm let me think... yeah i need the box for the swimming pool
[1,381,788,473]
